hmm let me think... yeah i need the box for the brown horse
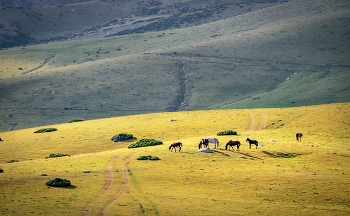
[198,138,209,149]
[296,133,303,142]
[169,142,182,152]
[225,140,241,152]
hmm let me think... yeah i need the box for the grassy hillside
[0,0,349,132]
[0,103,349,215]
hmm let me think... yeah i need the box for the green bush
[217,130,237,136]
[7,160,18,163]
[47,153,70,158]
[0,168,3,173]
[137,155,160,160]
[111,133,134,142]
[34,128,57,133]
[46,178,71,187]
[69,119,84,123]
[128,139,163,148]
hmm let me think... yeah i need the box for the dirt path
[101,155,134,216]
[83,153,135,216]
[246,109,267,134]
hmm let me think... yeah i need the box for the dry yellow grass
[0,103,349,215]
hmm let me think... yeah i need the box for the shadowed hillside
[0,0,349,132]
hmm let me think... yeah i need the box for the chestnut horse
[296,133,303,142]
[225,140,241,152]
[198,139,209,149]
[169,142,182,152]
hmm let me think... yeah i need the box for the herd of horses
[169,133,303,152]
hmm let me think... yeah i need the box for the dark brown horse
[225,140,241,152]
[246,138,258,149]
[169,142,182,152]
[296,133,303,142]
[198,138,209,149]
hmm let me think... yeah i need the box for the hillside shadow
[261,151,301,158]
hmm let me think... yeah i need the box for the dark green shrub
[7,160,18,163]
[69,119,84,123]
[149,156,160,160]
[46,178,71,187]
[34,128,57,133]
[0,168,3,173]
[111,133,134,142]
[137,156,160,160]
[128,139,163,148]
[217,130,237,136]
[47,153,70,158]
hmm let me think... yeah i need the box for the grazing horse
[246,138,259,149]
[207,138,219,149]
[169,142,182,152]
[296,133,303,142]
[225,140,241,152]
[198,138,209,149]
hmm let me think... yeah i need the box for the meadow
[0,102,349,215]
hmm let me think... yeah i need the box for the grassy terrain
[0,0,349,132]
[0,103,349,215]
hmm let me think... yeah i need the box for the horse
[296,133,303,142]
[198,138,209,149]
[225,140,241,152]
[207,138,219,149]
[169,142,182,152]
[246,138,258,149]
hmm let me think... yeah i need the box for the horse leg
[179,146,181,152]
[249,143,251,149]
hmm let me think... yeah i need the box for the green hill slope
[0,0,349,132]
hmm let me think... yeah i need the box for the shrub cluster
[128,139,163,148]
[7,160,18,163]
[137,155,160,160]
[69,119,84,123]
[47,153,70,158]
[111,133,134,142]
[34,128,57,133]
[0,168,3,173]
[217,130,237,136]
[46,178,71,187]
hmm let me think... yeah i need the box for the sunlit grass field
[0,102,349,215]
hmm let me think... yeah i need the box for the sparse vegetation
[137,155,160,160]
[46,178,71,187]
[47,153,70,158]
[217,130,237,136]
[128,139,163,148]
[34,128,57,133]
[111,133,134,142]
[7,160,18,163]
[69,119,84,123]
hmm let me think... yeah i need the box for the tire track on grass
[83,153,135,216]
[246,109,267,135]
[100,154,135,216]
